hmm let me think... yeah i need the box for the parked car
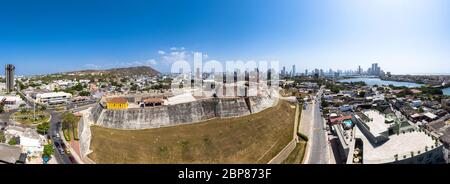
[65,148,71,154]
[59,147,65,155]
[68,156,76,164]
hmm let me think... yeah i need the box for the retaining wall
[78,114,92,158]
[94,95,276,130]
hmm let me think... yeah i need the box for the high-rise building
[292,65,296,77]
[5,64,15,93]
[369,63,381,76]
[305,69,308,76]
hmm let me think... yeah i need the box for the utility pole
[33,101,36,121]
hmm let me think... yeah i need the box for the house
[141,98,164,107]
[339,105,352,112]
[411,100,422,108]
[424,112,438,122]
[106,97,129,110]
[5,126,45,157]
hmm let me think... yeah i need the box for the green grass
[73,127,79,140]
[64,129,71,141]
[12,111,50,125]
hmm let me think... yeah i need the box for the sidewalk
[300,101,314,164]
[59,129,85,164]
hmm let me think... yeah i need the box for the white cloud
[158,50,165,55]
[146,59,157,65]
[84,64,101,69]
[162,50,190,64]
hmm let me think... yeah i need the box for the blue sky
[0,0,449,75]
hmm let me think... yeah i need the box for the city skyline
[1,0,450,75]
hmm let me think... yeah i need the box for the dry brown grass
[282,141,307,164]
[88,100,296,164]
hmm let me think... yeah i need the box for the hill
[66,66,160,77]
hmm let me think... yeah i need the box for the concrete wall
[268,139,297,164]
[390,145,444,164]
[94,95,275,130]
[249,95,276,114]
[78,114,92,158]
[90,103,104,123]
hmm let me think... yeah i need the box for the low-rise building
[140,98,164,107]
[0,144,26,164]
[106,97,129,110]
[0,95,25,110]
[35,92,72,105]
[335,110,444,164]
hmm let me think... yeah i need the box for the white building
[339,110,445,164]
[0,95,25,110]
[35,92,72,105]
[5,126,45,158]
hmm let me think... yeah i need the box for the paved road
[14,89,92,164]
[301,87,330,164]
[48,111,73,164]
[307,97,329,164]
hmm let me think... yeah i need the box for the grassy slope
[88,100,296,164]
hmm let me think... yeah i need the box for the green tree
[8,137,18,145]
[130,84,138,91]
[0,131,5,143]
[20,108,28,114]
[418,107,425,113]
[43,144,54,158]
[62,113,79,131]
[37,122,50,135]
[71,83,84,91]
[79,91,91,96]
[0,105,4,113]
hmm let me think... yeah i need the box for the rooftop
[107,97,128,104]
[166,93,196,105]
[143,98,164,103]
[355,127,437,164]
[36,92,72,98]
[359,110,391,137]
[0,144,22,164]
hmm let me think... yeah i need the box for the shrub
[73,127,79,140]
[64,129,71,141]
[8,137,18,145]
[37,122,50,135]
[297,132,309,142]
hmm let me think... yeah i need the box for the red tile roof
[107,97,128,104]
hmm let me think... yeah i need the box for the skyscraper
[5,64,15,93]
[292,65,296,77]
[369,63,381,76]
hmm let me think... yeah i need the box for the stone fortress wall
[78,89,278,158]
[94,94,276,130]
